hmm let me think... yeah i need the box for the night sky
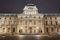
[0,0,60,13]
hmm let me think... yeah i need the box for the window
[46,27,48,32]
[45,17,47,19]
[10,17,11,20]
[52,21,57,25]
[39,30,42,33]
[0,18,1,19]
[25,30,27,32]
[21,17,22,19]
[25,26,27,28]
[47,21,51,25]
[36,27,39,29]
[57,28,59,32]
[5,18,6,19]
[40,30,42,33]
[57,20,60,25]
[5,20,9,25]
[51,28,53,32]
[45,21,47,25]
[14,21,16,24]
[19,29,22,33]
[11,21,14,24]
[29,20,32,24]
[52,21,55,25]
[20,20,22,22]
[25,16,27,18]
[55,21,57,25]
[20,20,22,24]
[39,20,40,23]
[47,17,51,20]
[29,27,32,33]
[20,27,23,29]
[29,27,32,29]
[50,17,52,19]
[34,30,36,33]
[7,28,10,32]
[29,20,32,22]
[57,17,60,20]
[34,21,36,25]
[55,17,57,19]
[12,28,15,32]
[39,17,40,19]
[34,16,36,18]
[29,30,32,33]
[25,21,27,25]
[3,28,5,32]
[50,21,52,25]
[3,28,5,30]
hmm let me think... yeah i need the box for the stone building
[0,4,60,35]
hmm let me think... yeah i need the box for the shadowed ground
[0,35,60,40]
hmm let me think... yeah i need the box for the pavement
[0,35,60,40]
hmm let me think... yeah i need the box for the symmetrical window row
[2,28,10,32]
[45,21,57,25]
[20,16,41,18]
[0,17,15,20]
[46,27,59,33]
[45,17,60,21]
[18,29,42,34]
[45,17,57,20]
[20,20,37,25]
[0,20,17,25]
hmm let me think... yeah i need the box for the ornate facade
[0,4,60,35]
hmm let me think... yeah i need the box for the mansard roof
[42,13,60,16]
[0,13,17,16]
[0,13,60,16]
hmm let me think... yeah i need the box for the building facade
[0,4,60,35]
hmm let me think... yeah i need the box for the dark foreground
[0,35,60,40]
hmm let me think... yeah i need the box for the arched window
[19,29,22,33]
[29,27,32,33]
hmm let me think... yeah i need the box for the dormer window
[28,7,33,9]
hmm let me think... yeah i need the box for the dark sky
[0,0,60,13]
